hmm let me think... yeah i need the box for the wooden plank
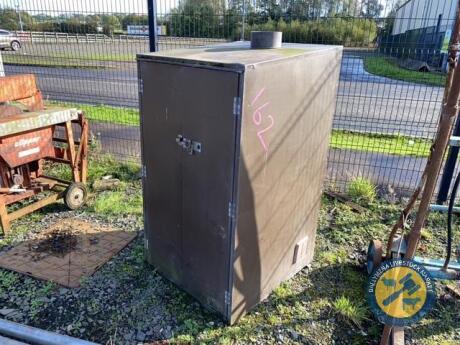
[380,326,391,345]
[324,191,367,213]
[0,201,10,234]
[392,327,405,345]
[8,191,65,221]
[64,121,80,183]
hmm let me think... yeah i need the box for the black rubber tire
[10,41,20,51]
[64,182,88,210]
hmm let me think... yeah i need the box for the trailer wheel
[65,182,87,210]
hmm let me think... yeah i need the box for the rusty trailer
[0,74,89,234]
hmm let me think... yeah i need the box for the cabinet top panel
[137,41,342,70]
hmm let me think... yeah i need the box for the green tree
[121,14,148,30]
[101,14,121,35]
[86,15,101,28]
[0,8,33,30]
[169,0,224,38]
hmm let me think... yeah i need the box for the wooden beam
[8,191,65,222]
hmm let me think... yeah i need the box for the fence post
[147,0,158,52]
[241,0,246,41]
[0,51,4,77]
[437,110,460,203]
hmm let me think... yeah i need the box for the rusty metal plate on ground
[0,218,137,287]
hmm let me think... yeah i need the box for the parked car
[0,30,21,51]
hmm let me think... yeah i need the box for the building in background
[381,0,458,67]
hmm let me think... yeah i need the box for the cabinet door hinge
[141,165,147,179]
[228,202,236,219]
[233,97,241,116]
[139,79,144,94]
[224,291,231,305]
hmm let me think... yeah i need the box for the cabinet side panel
[231,48,342,322]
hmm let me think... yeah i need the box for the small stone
[136,330,146,341]
[0,308,17,316]
[288,329,299,340]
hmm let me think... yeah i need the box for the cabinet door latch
[176,134,202,155]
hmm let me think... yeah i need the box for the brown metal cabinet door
[139,60,240,318]
[179,65,240,318]
[139,61,183,285]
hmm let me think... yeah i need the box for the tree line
[1,0,395,46]
[0,9,148,35]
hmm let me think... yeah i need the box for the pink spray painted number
[250,88,275,152]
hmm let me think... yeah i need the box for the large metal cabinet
[137,42,342,323]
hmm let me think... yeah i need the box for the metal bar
[0,51,4,77]
[437,113,460,204]
[0,319,99,345]
[429,204,460,213]
[449,135,460,147]
[147,0,158,52]
[414,256,460,271]
[0,335,28,345]
[425,267,459,280]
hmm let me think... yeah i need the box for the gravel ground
[0,182,459,344]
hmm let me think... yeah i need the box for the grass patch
[93,188,143,216]
[45,153,140,185]
[347,177,376,203]
[0,158,458,343]
[363,56,446,87]
[332,296,368,327]
[47,102,139,126]
[330,130,432,157]
[45,152,143,218]
[50,102,432,158]
[2,54,110,69]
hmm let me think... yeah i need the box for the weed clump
[347,177,376,203]
[332,296,368,327]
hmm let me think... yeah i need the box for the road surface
[4,54,441,191]
[5,54,444,137]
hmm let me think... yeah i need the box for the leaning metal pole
[380,2,460,344]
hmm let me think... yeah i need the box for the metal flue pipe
[0,319,99,345]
